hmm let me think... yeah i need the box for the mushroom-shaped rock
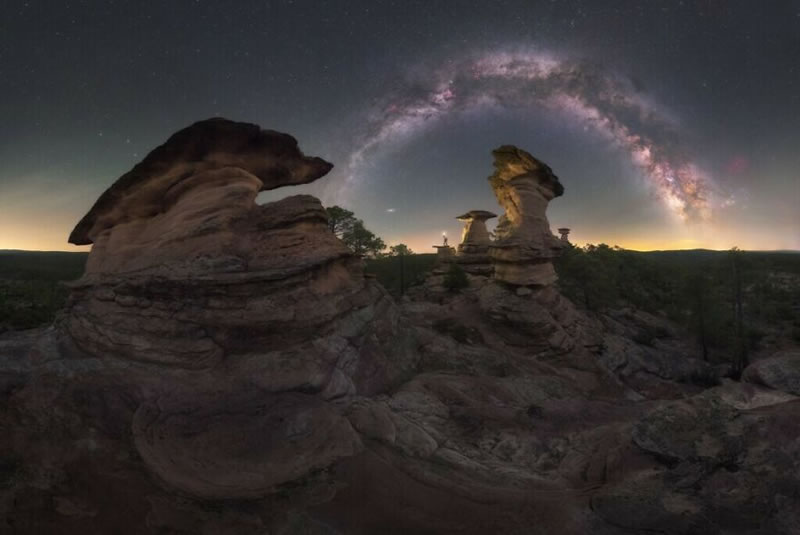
[63,119,418,393]
[456,210,497,255]
[488,145,565,286]
[69,117,332,246]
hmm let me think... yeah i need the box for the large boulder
[742,350,800,396]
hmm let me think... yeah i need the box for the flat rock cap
[456,210,498,221]
[490,145,564,197]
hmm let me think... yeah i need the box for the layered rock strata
[58,118,418,502]
[65,118,415,390]
[488,145,565,286]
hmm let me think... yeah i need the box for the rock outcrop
[743,350,800,396]
[1,119,420,529]
[488,145,565,286]
[68,118,332,248]
[64,118,416,395]
[455,210,496,275]
[2,122,799,535]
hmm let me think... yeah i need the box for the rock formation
[2,122,800,534]
[64,118,415,394]
[456,210,496,254]
[743,350,800,395]
[432,244,456,263]
[488,145,565,286]
[454,210,496,275]
[5,118,419,524]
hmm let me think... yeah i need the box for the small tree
[443,263,469,292]
[730,247,748,376]
[389,244,413,256]
[685,267,710,361]
[326,205,386,258]
[342,220,386,258]
[389,244,413,295]
[325,206,357,238]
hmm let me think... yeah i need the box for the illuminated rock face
[488,145,565,286]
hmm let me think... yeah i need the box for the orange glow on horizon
[0,223,90,253]
[3,225,797,254]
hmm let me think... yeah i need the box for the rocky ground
[1,119,798,534]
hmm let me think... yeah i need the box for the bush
[442,263,469,292]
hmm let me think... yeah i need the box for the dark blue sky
[1,0,798,251]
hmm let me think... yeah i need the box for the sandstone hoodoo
[48,119,421,513]
[68,117,333,248]
[488,145,565,286]
[454,210,496,275]
[65,117,415,384]
[456,210,496,254]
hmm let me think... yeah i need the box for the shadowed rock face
[488,145,565,286]
[63,119,417,386]
[54,119,418,507]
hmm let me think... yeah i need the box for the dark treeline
[0,251,87,331]
[365,254,437,296]
[2,247,799,373]
[555,245,800,373]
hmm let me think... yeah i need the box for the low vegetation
[365,253,436,295]
[555,245,800,372]
[0,251,87,331]
[442,263,469,292]
[2,244,798,374]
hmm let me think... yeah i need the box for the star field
[1,0,798,252]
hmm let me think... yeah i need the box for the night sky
[1,0,799,253]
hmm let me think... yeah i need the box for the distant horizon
[3,246,799,255]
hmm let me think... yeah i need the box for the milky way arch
[339,49,720,221]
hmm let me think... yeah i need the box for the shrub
[442,263,469,292]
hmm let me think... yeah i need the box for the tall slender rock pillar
[488,145,565,286]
